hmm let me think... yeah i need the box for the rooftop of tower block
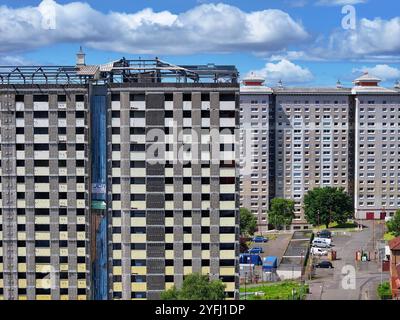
[0,50,239,85]
[240,74,273,94]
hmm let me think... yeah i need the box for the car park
[314,261,334,269]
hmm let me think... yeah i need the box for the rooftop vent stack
[277,79,284,89]
[76,46,86,67]
[336,80,343,89]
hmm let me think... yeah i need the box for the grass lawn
[240,281,308,300]
[313,221,358,231]
[384,232,396,241]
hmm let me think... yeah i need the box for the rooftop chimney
[76,46,86,67]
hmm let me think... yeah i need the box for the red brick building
[389,237,400,299]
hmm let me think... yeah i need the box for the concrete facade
[239,74,400,230]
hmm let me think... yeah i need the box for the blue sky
[0,0,399,87]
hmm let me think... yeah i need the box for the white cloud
[325,17,400,59]
[316,0,367,5]
[247,59,314,84]
[0,0,309,55]
[0,55,31,65]
[353,64,400,81]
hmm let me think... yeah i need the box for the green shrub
[377,282,392,300]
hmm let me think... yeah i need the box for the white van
[314,237,331,246]
[312,238,331,248]
[311,247,329,256]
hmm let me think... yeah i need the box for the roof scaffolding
[0,58,239,85]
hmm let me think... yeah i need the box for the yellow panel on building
[165,282,174,290]
[112,201,121,210]
[220,250,236,259]
[113,282,122,292]
[220,218,236,227]
[131,234,146,242]
[131,217,146,227]
[131,266,146,275]
[131,283,147,291]
[220,234,236,243]
[131,201,146,210]
[113,234,121,242]
[36,264,51,273]
[18,279,26,288]
[36,232,50,240]
[113,266,122,275]
[131,250,146,259]
[165,266,174,275]
[183,267,193,275]
[225,283,235,292]
[113,250,122,259]
[165,201,174,210]
[131,185,146,193]
[35,248,51,256]
[202,201,211,209]
[17,232,26,241]
[77,264,86,272]
[165,250,174,259]
[220,201,236,210]
[60,264,68,271]
[18,263,26,272]
[183,217,192,226]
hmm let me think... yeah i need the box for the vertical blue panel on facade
[90,85,108,300]
[91,94,107,203]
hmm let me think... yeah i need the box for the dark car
[315,261,334,269]
[252,236,268,243]
[317,230,332,239]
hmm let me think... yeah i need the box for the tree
[161,273,226,300]
[240,208,257,236]
[304,187,353,228]
[268,198,295,230]
[387,210,400,237]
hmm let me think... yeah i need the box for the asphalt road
[307,220,389,300]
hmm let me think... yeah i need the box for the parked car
[317,230,332,239]
[312,238,331,248]
[252,236,268,243]
[314,261,334,269]
[311,247,328,256]
[248,247,264,254]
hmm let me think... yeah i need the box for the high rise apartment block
[0,54,240,300]
[240,74,400,230]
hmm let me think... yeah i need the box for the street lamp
[244,271,247,300]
